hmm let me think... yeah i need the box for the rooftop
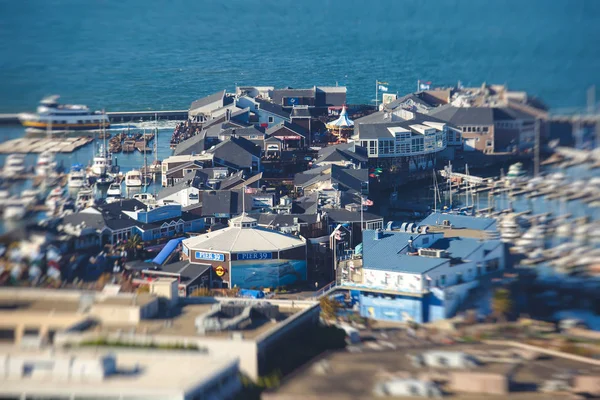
[419,212,497,232]
[183,220,305,253]
[265,343,600,400]
[0,346,238,398]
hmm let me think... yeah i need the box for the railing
[312,280,338,299]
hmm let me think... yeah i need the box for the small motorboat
[75,187,95,210]
[45,187,65,213]
[132,192,156,206]
[3,154,26,179]
[106,182,122,199]
[96,174,114,186]
[35,150,57,177]
[67,164,86,189]
[3,200,27,220]
[125,169,142,187]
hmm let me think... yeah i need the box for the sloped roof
[160,261,211,285]
[255,98,291,119]
[157,170,208,200]
[316,143,367,165]
[183,221,305,253]
[189,90,226,111]
[266,121,307,138]
[209,137,261,170]
[174,131,207,156]
[324,209,382,224]
[428,105,494,126]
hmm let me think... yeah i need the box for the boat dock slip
[0,137,94,154]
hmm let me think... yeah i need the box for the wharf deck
[0,137,94,154]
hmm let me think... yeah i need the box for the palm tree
[124,234,143,259]
[492,288,513,323]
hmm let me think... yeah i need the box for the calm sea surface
[0,0,599,115]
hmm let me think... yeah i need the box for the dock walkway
[0,137,94,154]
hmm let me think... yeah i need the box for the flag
[419,81,431,90]
[362,198,374,206]
[377,81,389,85]
[378,85,389,92]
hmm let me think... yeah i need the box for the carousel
[326,105,354,142]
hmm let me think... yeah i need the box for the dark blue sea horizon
[1,0,599,114]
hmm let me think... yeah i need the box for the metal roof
[419,212,497,231]
[183,223,305,253]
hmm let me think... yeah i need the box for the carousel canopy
[326,106,354,129]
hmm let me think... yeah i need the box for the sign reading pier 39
[195,251,225,262]
[237,252,273,261]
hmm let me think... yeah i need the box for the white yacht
[35,150,56,176]
[67,165,86,189]
[3,202,27,220]
[514,225,546,253]
[125,169,142,187]
[91,144,111,176]
[18,95,109,131]
[75,187,95,210]
[106,182,122,201]
[3,154,26,178]
[45,187,65,213]
[498,214,521,243]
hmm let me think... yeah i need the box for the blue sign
[237,252,273,261]
[195,251,225,262]
[284,97,300,106]
[214,213,230,218]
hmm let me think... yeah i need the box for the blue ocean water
[0,0,599,114]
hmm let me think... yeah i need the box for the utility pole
[534,118,540,177]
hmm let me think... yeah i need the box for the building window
[462,127,466,132]
[476,126,481,132]
[441,275,446,285]
[486,140,493,147]
[368,141,376,155]
[483,126,489,132]
[467,127,472,132]
[268,116,274,123]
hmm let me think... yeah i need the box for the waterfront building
[236,85,347,111]
[162,136,262,186]
[352,108,457,171]
[188,89,235,121]
[266,121,308,149]
[337,212,503,323]
[313,142,368,168]
[294,164,368,209]
[182,214,307,289]
[59,199,204,247]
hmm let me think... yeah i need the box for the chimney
[374,229,383,240]
[408,236,414,252]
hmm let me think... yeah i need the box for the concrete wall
[573,375,600,396]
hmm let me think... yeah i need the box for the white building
[0,347,242,400]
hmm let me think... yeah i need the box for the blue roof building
[338,212,505,324]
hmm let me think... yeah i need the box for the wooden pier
[0,137,94,154]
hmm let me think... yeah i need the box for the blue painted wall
[358,290,448,324]
[135,204,182,224]
[230,259,307,289]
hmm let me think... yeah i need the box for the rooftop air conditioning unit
[418,248,447,258]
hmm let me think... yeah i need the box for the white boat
[506,162,527,182]
[35,150,56,176]
[125,169,142,187]
[18,95,109,131]
[67,165,86,189]
[3,203,27,220]
[514,225,546,252]
[96,174,114,186]
[75,188,95,210]
[45,187,65,213]
[106,182,122,199]
[3,154,26,178]
[91,151,110,176]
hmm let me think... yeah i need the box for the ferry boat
[18,95,110,131]
[125,169,143,187]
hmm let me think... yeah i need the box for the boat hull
[21,120,110,131]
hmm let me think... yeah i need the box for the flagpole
[361,194,364,232]
[375,80,378,108]
[417,80,420,92]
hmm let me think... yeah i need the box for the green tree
[319,296,340,321]
[492,288,513,322]
[125,234,143,258]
